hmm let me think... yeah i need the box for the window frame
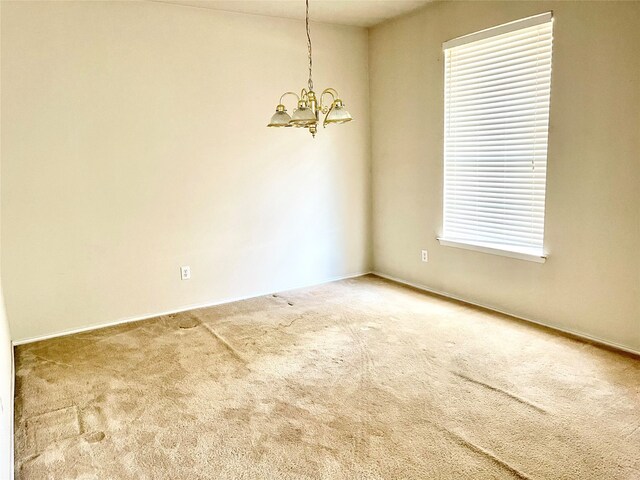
[438,12,553,263]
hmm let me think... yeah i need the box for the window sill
[437,237,547,263]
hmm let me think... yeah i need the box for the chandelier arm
[319,88,338,110]
[306,0,313,92]
[321,88,339,97]
[322,103,335,128]
[279,91,300,105]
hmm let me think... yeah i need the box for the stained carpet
[13,275,640,479]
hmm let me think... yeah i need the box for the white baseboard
[12,271,372,346]
[372,271,640,357]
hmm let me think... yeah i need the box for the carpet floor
[13,275,640,479]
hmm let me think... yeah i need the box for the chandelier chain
[306,0,313,91]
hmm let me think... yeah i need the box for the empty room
[1,0,639,478]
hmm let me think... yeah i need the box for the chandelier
[267,0,352,137]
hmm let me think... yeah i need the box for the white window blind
[442,13,553,260]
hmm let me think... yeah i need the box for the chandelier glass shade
[267,0,352,137]
[267,106,293,127]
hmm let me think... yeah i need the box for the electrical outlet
[421,250,428,262]
[180,266,191,280]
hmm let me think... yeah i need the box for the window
[440,13,553,263]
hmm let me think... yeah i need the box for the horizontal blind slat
[448,81,550,103]
[445,57,551,83]
[449,35,552,61]
[446,68,551,90]
[447,112,548,126]
[449,98,547,113]
[449,23,552,54]
[449,23,553,54]
[447,52,552,78]
[447,222,545,237]
[451,85,551,106]
[448,102,550,117]
[445,202,546,210]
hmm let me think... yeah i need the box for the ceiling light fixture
[267,0,353,137]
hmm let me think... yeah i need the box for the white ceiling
[151,0,431,27]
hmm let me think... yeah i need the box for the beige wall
[0,3,13,474]
[370,1,640,352]
[1,1,371,342]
